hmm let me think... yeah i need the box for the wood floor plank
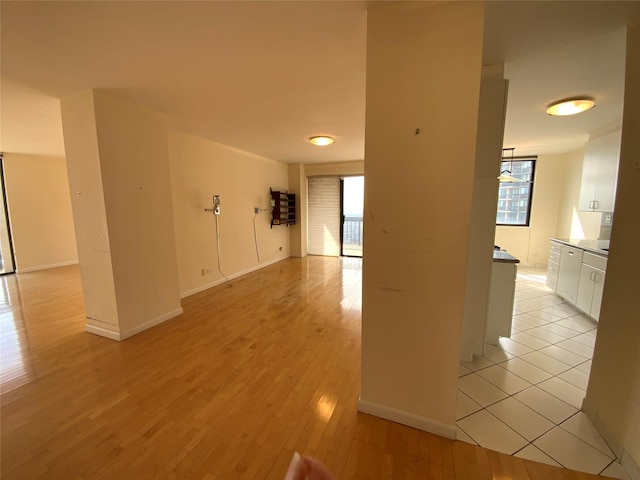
[0,258,615,479]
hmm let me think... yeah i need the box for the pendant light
[498,148,521,183]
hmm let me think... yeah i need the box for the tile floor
[456,266,631,480]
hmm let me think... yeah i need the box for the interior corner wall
[167,130,290,298]
[288,163,307,258]
[360,1,484,435]
[61,89,182,339]
[461,69,508,362]
[92,91,182,335]
[60,90,119,333]
[2,153,78,272]
[584,12,640,473]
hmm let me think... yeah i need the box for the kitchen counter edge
[493,250,520,263]
[551,238,609,257]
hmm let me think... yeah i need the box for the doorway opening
[0,154,16,275]
[340,176,364,258]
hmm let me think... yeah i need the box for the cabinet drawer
[550,241,562,255]
[547,275,558,292]
[547,261,559,277]
[549,251,560,265]
[583,252,607,271]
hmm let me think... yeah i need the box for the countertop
[552,238,609,256]
[493,250,520,264]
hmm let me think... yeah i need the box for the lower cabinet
[550,242,607,321]
[556,245,583,304]
[576,253,607,321]
[546,241,561,292]
[485,261,517,345]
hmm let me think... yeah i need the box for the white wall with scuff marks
[360,1,484,436]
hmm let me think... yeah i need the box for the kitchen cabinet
[579,129,621,212]
[546,240,562,292]
[556,244,583,304]
[485,251,519,345]
[576,252,607,321]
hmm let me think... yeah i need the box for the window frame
[496,156,536,227]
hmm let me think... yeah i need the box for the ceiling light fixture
[308,136,335,146]
[546,98,595,116]
[498,147,521,183]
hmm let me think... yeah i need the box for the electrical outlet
[206,268,213,274]
[254,207,260,214]
[279,246,283,251]
[201,268,206,276]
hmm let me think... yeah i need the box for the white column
[584,12,640,472]
[360,1,485,436]
[61,90,183,340]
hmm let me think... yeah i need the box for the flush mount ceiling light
[546,98,595,116]
[308,136,335,146]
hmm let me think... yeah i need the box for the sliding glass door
[341,176,364,257]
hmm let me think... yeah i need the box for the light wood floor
[1,257,612,479]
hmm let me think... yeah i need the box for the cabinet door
[579,130,621,212]
[578,158,599,211]
[557,246,583,304]
[576,265,596,314]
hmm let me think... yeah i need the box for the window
[496,157,536,226]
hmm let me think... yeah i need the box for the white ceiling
[1,1,638,163]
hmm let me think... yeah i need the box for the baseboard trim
[120,307,184,340]
[180,256,288,299]
[357,398,456,439]
[85,324,121,341]
[17,260,79,273]
[85,307,184,341]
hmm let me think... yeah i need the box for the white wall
[288,164,307,258]
[61,90,182,339]
[361,1,484,436]
[305,160,364,177]
[168,130,290,297]
[461,68,508,362]
[3,153,78,272]
[1,80,78,273]
[585,12,640,474]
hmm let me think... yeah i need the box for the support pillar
[360,1,485,436]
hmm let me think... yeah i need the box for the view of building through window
[496,158,536,226]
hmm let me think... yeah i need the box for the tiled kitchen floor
[457,266,631,480]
